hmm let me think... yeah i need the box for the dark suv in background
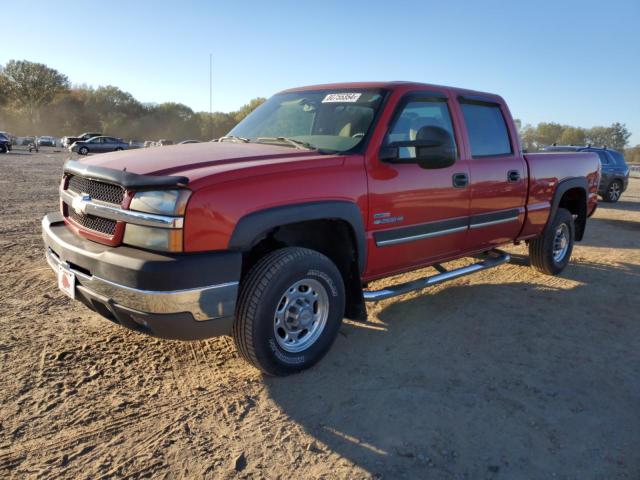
[544,145,630,202]
[0,133,11,153]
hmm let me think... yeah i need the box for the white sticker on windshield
[322,93,362,103]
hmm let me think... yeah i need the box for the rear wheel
[529,207,574,275]
[602,180,622,202]
[0,145,6,154]
[233,247,345,376]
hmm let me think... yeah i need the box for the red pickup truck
[42,82,600,375]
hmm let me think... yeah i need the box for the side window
[595,151,610,165]
[385,99,456,159]
[608,150,627,165]
[460,102,512,157]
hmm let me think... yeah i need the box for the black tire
[115,147,123,151]
[0,145,6,154]
[602,180,622,203]
[233,247,345,376]
[79,146,89,155]
[529,207,574,275]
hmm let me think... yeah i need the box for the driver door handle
[452,172,468,188]
[508,170,521,182]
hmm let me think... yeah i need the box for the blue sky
[2,0,639,144]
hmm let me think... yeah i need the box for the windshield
[228,89,385,152]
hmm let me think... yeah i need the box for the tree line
[0,60,265,141]
[0,59,637,162]
[515,120,639,163]
[515,119,632,152]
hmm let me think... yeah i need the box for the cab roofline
[277,81,502,101]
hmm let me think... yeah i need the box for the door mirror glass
[414,126,456,169]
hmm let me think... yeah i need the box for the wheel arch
[549,177,588,241]
[229,201,366,272]
[229,201,368,321]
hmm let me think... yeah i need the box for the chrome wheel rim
[273,278,329,353]
[552,223,570,262]
[609,182,621,201]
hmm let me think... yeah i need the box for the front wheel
[602,180,622,203]
[79,146,89,155]
[529,207,574,275]
[233,247,345,376]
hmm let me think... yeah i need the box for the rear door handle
[452,173,468,188]
[508,170,521,182]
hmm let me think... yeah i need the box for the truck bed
[519,151,600,239]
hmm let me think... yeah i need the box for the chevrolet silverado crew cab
[42,82,600,376]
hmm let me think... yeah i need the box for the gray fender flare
[548,177,588,241]
[228,201,367,273]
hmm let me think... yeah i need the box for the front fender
[228,201,367,274]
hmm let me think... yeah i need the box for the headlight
[123,224,183,252]
[129,189,191,215]
[124,189,191,252]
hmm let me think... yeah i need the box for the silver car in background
[69,136,129,155]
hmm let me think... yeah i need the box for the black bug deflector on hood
[63,160,190,189]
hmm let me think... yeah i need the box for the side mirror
[414,126,456,169]
[378,145,399,162]
[379,126,456,169]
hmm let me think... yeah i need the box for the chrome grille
[67,175,124,205]
[68,209,117,236]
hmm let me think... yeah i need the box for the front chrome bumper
[42,213,240,339]
[45,246,238,321]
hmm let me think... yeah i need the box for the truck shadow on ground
[264,259,640,478]
[597,198,640,212]
[579,218,639,250]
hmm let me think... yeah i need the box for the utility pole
[209,53,213,140]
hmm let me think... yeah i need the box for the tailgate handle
[508,170,521,182]
[452,172,468,188]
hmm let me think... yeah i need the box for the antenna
[209,53,213,140]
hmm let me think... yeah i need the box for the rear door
[589,149,613,188]
[455,96,527,250]
[103,137,117,151]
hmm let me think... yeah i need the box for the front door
[365,91,471,279]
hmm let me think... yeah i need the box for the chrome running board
[363,249,510,302]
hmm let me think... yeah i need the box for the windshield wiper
[255,136,316,151]
[217,135,250,143]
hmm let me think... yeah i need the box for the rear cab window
[459,99,512,157]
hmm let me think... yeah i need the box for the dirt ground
[1,148,639,479]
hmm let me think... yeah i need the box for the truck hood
[75,142,342,188]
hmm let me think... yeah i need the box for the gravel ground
[1,148,639,479]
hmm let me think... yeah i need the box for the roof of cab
[279,81,504,102]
